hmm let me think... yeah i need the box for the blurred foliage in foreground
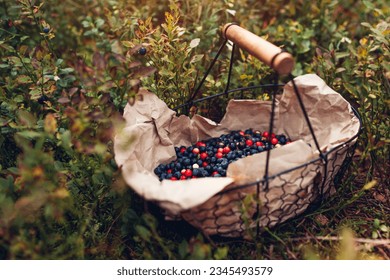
[0,0,388,259]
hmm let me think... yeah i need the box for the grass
[0,0,388,259]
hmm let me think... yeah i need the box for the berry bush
[0,0,388,259]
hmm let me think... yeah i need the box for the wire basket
[165,24,363,238]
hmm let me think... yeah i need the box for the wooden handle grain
[223,23,294,75]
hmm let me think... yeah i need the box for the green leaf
[95,18,105,29]
[379,225,388,232]
[55,59,64,66]
[121,41,134,48]
[16,75,32,84]
[362,1,375,10]
[16,130,42,139]
[135,225,151,240]
[178,241,189,258]
[59,68,74,75]
[214,246,228,260]
[17,110,37,127]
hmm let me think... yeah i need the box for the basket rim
[172,84,362,195]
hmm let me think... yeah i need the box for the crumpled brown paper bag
[114,74,360,236]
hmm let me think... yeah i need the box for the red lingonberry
[184,169,192,177]
[196,141,206,147]
[200,152,208,160]
[255,141,264,147]
[246,139,253,146]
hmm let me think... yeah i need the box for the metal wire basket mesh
[168,26,362,238]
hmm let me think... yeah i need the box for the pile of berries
[154,129,292,181]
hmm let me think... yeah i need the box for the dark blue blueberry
[278,135,287,145]
[183,158,191,166]
[192,169,200,176]
[236,150,243,157]
[175,147,180,153]
[186,146,193,153]
[166,174,172,179]
[257,146,264,152]
[226,152,234,160]
[213,173,222,177]
[199,146,206,152]
[175,162,182,170]
[191,158,198,164]
[205,165,212,172]
[216,167,224,173]
[221,160,229,169]
[251,149,258,155]
[210,156,217,163]
[37,95,49,104]
[154,166,161,175]
[245,128,253,135]
[174,171,181,178]
[197,159,203,166]
[138,47,147,55]
[43,27,50,33]
[202,170,209,177]
[196,168,204,177]
[229,143,236,150]
[233,132,241,140]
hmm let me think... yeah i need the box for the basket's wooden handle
[223,23,294,75]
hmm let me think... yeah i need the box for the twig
[291,236,390,247]
[376,247,390,260]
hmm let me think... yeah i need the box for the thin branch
[291,236,390,246]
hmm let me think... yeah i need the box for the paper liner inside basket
[114,74,360,227]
